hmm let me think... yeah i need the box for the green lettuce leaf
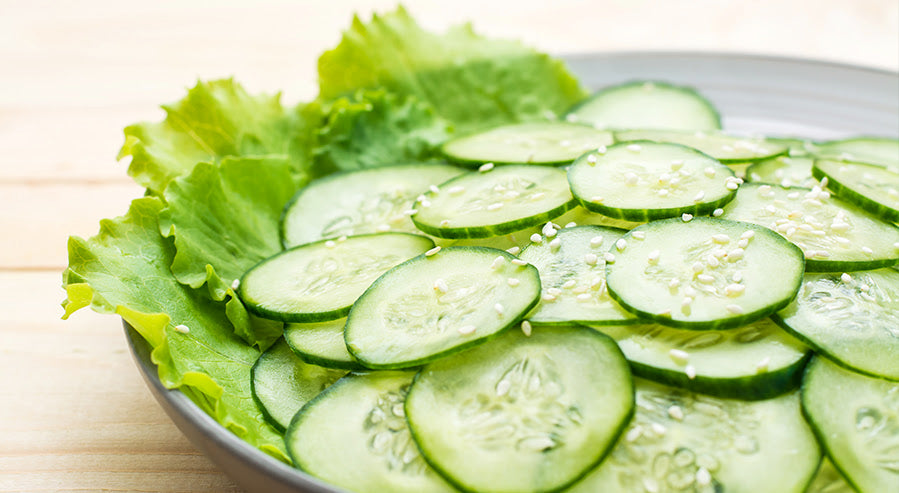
[118,79,320,194]
[62,197,288,461]
[313,89,451,176]
[318,6,587,133]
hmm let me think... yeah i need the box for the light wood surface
[2,1,896,491]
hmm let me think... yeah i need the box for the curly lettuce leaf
[318,6,587,133]
[62,197,288,461]
[313,89,451,175]
[118,79,319,194]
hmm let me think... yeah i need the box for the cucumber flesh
[746,156,816,188]
[568,379,821,493]
[813,137,899,168]
[281,163,464,247]
[801,357,899,493]
[805,459,855,493]
[813,159,899,223]
[285,371,457,493]
[567,141,737,221]
[519,225,638,325]
[345,246,541,369]
[406,325,634,493]
[250,339,346,432]
[614,129,788,164]
[411,164,575,239]
[239,233,435,322]
[605,217,805,330]
[441,122,613,166]
[721,183,899,272]
[567,81,721,131]
[592,317,810,400]
[283,319,364,370]
[773,268,899,381]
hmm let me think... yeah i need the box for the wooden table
[2,1,896,491]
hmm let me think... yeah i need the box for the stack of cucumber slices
[242,80,899,493]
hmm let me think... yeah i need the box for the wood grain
[2,0,896,491]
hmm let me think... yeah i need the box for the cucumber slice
[801,357,899,493]
[614,129,788,164]
[280,163,464,247]
[745,156,816,188]
[345,246,541,369]
[406,325,634,493]
[605,217,805,330]
[283,319,364,370]
[285,371,457,493]
[813,159,899,222]
[411,164,575,239]
[814,137,899,168]
[591,318,810,400]
[721,182,899,272]
[567,142,737,221]
[239,233,434,322]
[567,80,721,131]
[772,268,899,381]
[554,206,645,230]
[519,225,638,325]
[568,379,820,493]
[806,459,855,493]
[441,122,613,166]
[250,339,346,432]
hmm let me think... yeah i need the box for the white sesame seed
[682,213,694,222]
[741,230,755,240]
[647,249,661,263]
[626,426,643,442]
[542,294,557,302]
[697,274,715,284]
[727,248,744,261]
[658,173,672,184]
[682,296,693,307]
[603,252,616,263]
[669,278,681,289]
[657,189,669,197]
[839,273,852,284]
[726,304,744,314]
[658,309,672,317]
[685,365,697,379]
[597,145,607,154]
[587,154,598,164]
[737,238,749,249]
[529,192,546,201]
[713,208,724,217]
[711,234,730,244]
[173,324,190,334]
[584,253,599,265]
[428,184,440,194]
[403,209,418,216]
[627,144,642,152]
[425,246,441,257]
[519,320,532,337]
[830,222,850,232]
[862,246,874,255]
[478,162,494,172]
[503,191,520,200]
[494,303,504,315]
[706,255,720,268]
[756,357,771,374]
[505,246,521,255]
[230,279,240,290]
[576,293,592,302]
[487,202,504,211]
[505,278,520,288]
[325,240,337,248]
[692,262,705,273]
[448,185,465,195]
[726,182,739,190]
[670,159,685,170]
[668,405,685,421]
[625,172,639,186]
[616,238,628,251]
[337,235,348,243]
[632,231,646,240]
[704,167,716,178]
[434,278,449,293]
[562,280,577,289]
[725,284,745,296]
[419,199,432,208]
[684,286,698,297]
[491,256,505,270]
[542,223,557,238]
[860,283,870,292]
[669,349,689,365]
[590,236,604,248]
[529,233,543,244]
[549,238,562,250]
[548,287,563,296]
[696,468,712,486]
[511,259,528,266]
[495,378,511,395]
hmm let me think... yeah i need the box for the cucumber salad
[62,7,899,493]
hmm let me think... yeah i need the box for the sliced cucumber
[345,246,541,369]
[814,137,899,168]
[806,459,857,493]
[285,371,457,493]
[772,268,899,381]
[745,155,816,188]
[406,324,634,493]
[568,379,821,493]
[801,357,899,493]
[519,225,638,325]
[411,164,575,239]
[239,233,434,322]
[813,159,899,223]
[554,206,645,230]
[441,122,613,166]
[568,142,737,221]
[591,318,810,400]
[280,163,464,247]
[283,318,364,370]
[605,217,805,330]
[614,129,788,164]
[721,182,899,272]
[567,80,721,131]
[250,339,346,432]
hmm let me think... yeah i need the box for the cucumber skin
[811,161,899,223]
[283,329,367,372]
[345,246,543,370]
[405,327,636,493]
[574,191,736,222]
[770,312,899,383]
[249,351,290,433]
[412,198,577,239]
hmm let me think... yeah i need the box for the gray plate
[125,52,899,493]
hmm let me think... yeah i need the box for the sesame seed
[684,286,698,297]
[487,202,504,211]
[173,324,190,334]
[549,238,562,250]
[337,235,348,242]
[668,278,681,289]
[727,248,744,261]
[529,233,543,244]
[713,208,724,217]
[530,192,546,201]
[756,357,771,374]
[692,262,705,273]
[603,252,616,263]
[616,238,628,251]
[726,304,744,314]
[425,246,441,257]
[325,240,337,248]
[576,293,592,302]
[597,145,607,154]
[647,249,661,263]
[685,365,697,379]
[737,239,749,249]
[625,172,639,186]
[419,200,432,208]
[830,222,850,232]
[787,191,801,200]
[632,231,646,240]
[542,223,557,238]
[548,288,563,296]
[478,162,494,172]
[440,219,451,227]
[448,185,465,195]
[626,426,643,442]
[587,154,597,164]
[711,234,730,244]
[458,325,475,335]
[726,182,739,190]
[520,320,532,336]
[706,256,720,268]
[670,159,685,170]
[658,173,672,184]
[725,284,745,296]
[668,405,685,420]
[704,167,716,178]
[682,296,693,307]
[230,279,240,290]
[696,468,712,486]
[428,185,440,194]
[764,205,777,214]
[542,294,557,302]
[590,236,604,247]
[562,280,577,289]
[682,213,693,222]
[627,144,642,152]
[494,303,504,315]
[741,230,755,240]
[658,309,672,317]
[491,256,505,270]
[658,189,669,197]
[511,259,528,266]
[862,246,874,255]
[669,349,689,365]
[503,191,520,200]
[434,278,449,293]
[584,253,599,265]
[860,283,870,292]
[697,274,715,284]
[506,278,521,288]
[403,209,418,216]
